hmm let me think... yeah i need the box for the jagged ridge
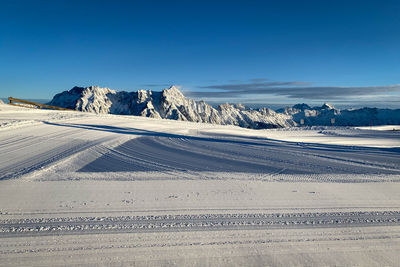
[277,103,400,126]
[48,86,294,129]
[49,86,400,128]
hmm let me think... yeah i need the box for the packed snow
[0,102,399,266]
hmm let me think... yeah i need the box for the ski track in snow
[1,121,397,183]
[77,134,400,175]
[0,126,116,180]
[3,120,395,180]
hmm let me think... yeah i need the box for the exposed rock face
[49,85,400,128]
[48,86,295,128]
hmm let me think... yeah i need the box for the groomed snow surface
[0,103,400,266]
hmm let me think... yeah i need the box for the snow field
[0,103,399,266]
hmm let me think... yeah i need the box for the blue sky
[1,0,399,108]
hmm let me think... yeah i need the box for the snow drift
[49,86,400,128]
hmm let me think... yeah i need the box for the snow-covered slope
[1,104,400,266]
[49,86,295,128]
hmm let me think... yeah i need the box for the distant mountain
[49,86,400,129]
[276,103,400,126]
[49,86,295,129]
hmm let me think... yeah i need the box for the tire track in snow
[1,227,399,262]
[0,211,399,237]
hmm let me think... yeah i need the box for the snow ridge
[49,86,400,128]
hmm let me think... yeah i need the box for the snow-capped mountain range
[49,85,400,129]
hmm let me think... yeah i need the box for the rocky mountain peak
[292,103,311,110]
[48,85,400,128]
[162,85,185,100]
[320,103,335,110]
